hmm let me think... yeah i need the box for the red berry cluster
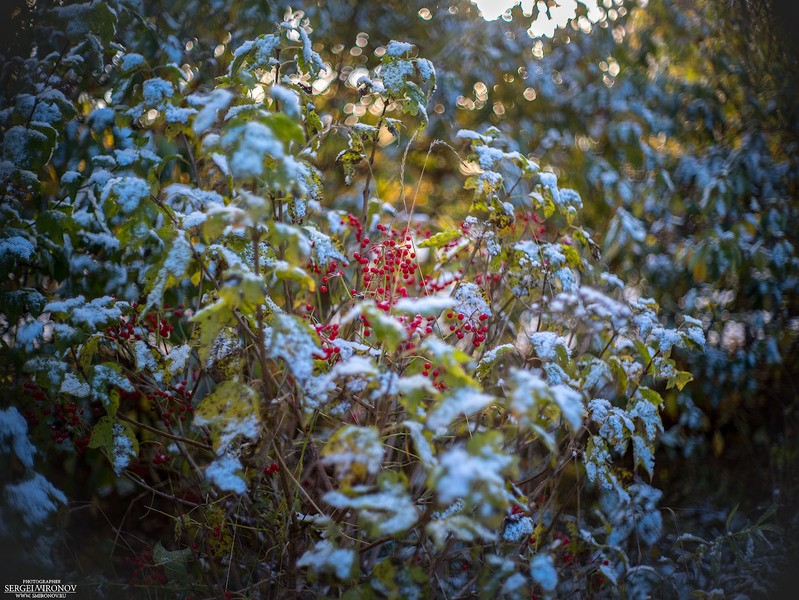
[348,224,462,350]
[352,224,420,303]
[343,213,363,242]
[444,310,490,348]
[147,378,195,427]
[263,461,280,476]
[312,322,341,360]
[50,401,88,448]
[152,451,172,465]
[144,311,176,338]
[21,381,46,426]
[22,383,91,453]
[515,210,546,236]
[308,260,345,296]
[128,546,167,586]
[420,361,447,391]
[473,271,502,286]
[104,301,182,342]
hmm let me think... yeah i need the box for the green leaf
[271,262,316,292]
[218,269,267,311]
[264,113,305,147]
[194,380,261,452]
[667,370,694,391]
[561,243,582,269]
[607,356,629,394]
[323,425,384,485]
[36,208,75,239]
[475,344,515,381]
[336,149,364,186]
[191,299,237,363]
[153,542,192,582]
[89,416,138,474]
[1,126,54,171]
[0,289,46,321]
[360,302,407,352]
[305,107,323,140]
[638,386,664,407]
[88,415,114,451]
[418,229,462,248]
[55,1,117,43]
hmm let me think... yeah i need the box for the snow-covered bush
[5,2,778,597]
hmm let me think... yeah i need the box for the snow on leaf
[380,58,414,95]
[0,235,36,267]
[633,434,655,477]
[629,398,663,441]
[90,364,134,408]
[681,316,706,349]
[650,326,682,354]
[598,406,635,454]
[193,380,261,453]
[0,406,36,468]
[270,85,300,118]
[456,129,491,144]
[587,398,612,424]
[426,386,494,433]
[529,331,571,362]
[1,125,53,170]
[189,89,234,135]
[397,374,438,396]
[267,313,319,386]
[322,425,383,484]
[552,385,583,432]
[582,358,612,391]
[304,226,347,266]
[111,422,137,476]
[530,553,558,595]
[146,233,193,309]
[15,320,43,352]
[500,572,529,596]
[120,52,145,72]
[323,476,418,536]
[133,340,159,374]
[453,282,491,321]
[433,432,515,521]
[206,455,247,494]
[60,372,90,398]
[403,420,437,465]
[386,40,413,57]
[296,540,356,581]
[507,368,583,432]
[165,344,191,379]
[328,355,379,380]
[502,515,535,542]
[426,513,497,547]
[4,473,67,529]
[584,436,630,503]
[222,121,283,180]
[394,295,455,316]
[475,343,515,381]
[142,77,174,106]
[100,176,150,214]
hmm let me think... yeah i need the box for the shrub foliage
[1,1,794,598]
